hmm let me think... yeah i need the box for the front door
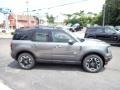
[51,30,81,61]
[104,28,119,43]
[95,28,106,41]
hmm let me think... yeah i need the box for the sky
[0,0,105,21]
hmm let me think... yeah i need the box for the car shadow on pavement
[8,61,105,72]
[8,61,20,69]
[35,63,84,72]
[8,61,84,72]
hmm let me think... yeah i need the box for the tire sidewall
[83,54,103,73]
[17,53,35,70]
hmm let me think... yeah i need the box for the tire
[82,54,103,73]
[17,53,35,70]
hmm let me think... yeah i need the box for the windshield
[116,26,120,29]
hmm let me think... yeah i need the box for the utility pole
[26,0,29,27]
[15,14,18,29]
[4,14,9,32]
[36,13,40,25]
[103,4,106,27]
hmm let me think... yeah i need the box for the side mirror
[68,40,74,45]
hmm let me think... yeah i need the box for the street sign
[0,8,11,14]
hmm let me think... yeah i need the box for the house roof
[8,14,36,21]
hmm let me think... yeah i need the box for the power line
[47,0,88,9]
[26,0,88,12]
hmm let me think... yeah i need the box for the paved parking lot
[0,39,120,90]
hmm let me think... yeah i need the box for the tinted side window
[52,31,74,43]
[13,33,32,40]
[105,28,116,34]
[87,28,96,33]
[87,28,104,33]
[13,33,26,40]
[35,31,49,42]
[96,28,104,33]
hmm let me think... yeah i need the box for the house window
[31,21,34,23]
[18,20,27,23]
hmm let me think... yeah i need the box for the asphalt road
[0,39,120,90]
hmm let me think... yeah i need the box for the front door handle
[55,45,62,48]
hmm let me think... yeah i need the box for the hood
[80,38,110,47]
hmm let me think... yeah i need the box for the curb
[0,80,12,90]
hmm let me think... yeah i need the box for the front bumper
[104,53,112,65]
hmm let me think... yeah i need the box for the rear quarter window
[13,30,34,40]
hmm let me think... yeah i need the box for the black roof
[15,26,62,32]
[14,26,63,40]
[87,26,104,29]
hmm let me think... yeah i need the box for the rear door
[32,30,53,60]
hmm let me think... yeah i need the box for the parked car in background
[85,26,120,44]
[72,23,83,31]
[11,26,112,73]
[62,26,75,32]
[115,26,120,32]
[105,25,115,30]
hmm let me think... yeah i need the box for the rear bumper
[11,51,16,60]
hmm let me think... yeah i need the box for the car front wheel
[82,54,104,73]
[17,53,35,70]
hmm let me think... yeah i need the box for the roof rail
[17,25,63,30]
[35,25,62,30]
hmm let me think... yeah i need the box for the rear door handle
[55,45,62,48]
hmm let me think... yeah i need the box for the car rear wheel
[82,54,103,73]
[17,53,35,70]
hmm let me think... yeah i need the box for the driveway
[0,39,120,90]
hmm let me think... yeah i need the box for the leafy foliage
[64,11,102,26]
[64,0,120,26]
[105,0,120,26]
[46,14,55,24]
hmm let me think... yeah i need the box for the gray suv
[11,27,112,73]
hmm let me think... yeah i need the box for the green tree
[92,13,103,25]
[64,10,101,26]
[105,0,120,26]
[33,16,39,25]
[46,14,55,24]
